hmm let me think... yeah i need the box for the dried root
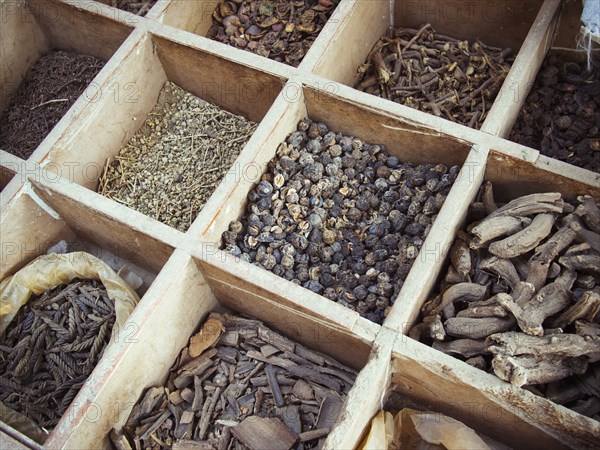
[411,185,600,416]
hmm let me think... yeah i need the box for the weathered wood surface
[2,0,600,448]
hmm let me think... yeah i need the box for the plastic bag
[358,411,395,450]
[360,408,492,450]
[0,400,49,444]
[0,251,140,339]
[0,252,141,442]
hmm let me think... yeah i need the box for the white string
[580,0,600,71]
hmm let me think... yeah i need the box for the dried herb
[510,54,600,173]
[222,119,460,324]
[0,279,115,429]
[98,82,257,232]
[207,0,340,67]
[354,24,514,129]
[112,313,356,449]
[0,51,105,159]
[411,182,600,421]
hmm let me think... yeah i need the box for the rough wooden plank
[323,327,396,450]
[482,0,561,138]
[486,152,600,203]
[301,0,364,80]
[43,29,166,190]
[0,1,50,113]
[197,252,376,369]
[394,0,543,52]
[0,187,75,279]
[157,0,219,36]
[391,337,600,449]
[45,251,219,448]
[32,0,133,61]
[385,145,489,333]
[31,177,178,274]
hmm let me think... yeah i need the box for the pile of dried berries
[0,280,115,429]
[510,55,600,173]
[411,182,600,420]
[112,313,356,449]
[0,50,105,159]
[107,0,157,15]
[99,82,257,232]
[222,119,460,324]
[354,24,514,129]
[207,0,340,67]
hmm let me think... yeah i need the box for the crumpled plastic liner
[0,252,139,338]
[0,400,49,444]
[580,0,600,70]
[0,252,140,443]
[582,0,600,37]
[360,408,492,450]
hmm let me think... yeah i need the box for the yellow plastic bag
[0,251,140,339]
[358,411,395,450]
[396,409,491,450]
[360,408,492,450]
[0,252,141,442]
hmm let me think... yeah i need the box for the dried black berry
[222,118,459,325]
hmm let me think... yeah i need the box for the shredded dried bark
[0,50,105,159]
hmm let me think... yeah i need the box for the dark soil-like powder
[0,50,105,159]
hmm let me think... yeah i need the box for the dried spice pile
[510,55,600,173]
[207,0,340,67]
[107,0,157,15]
[354,24,514,129]
[222,119,460,324]
[99,82,257,232]
[411,182,600,420]
[0,50,104,159]
[0,280,115,429]
[112,313,356,449]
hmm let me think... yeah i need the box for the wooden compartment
[42,248,377,448]
[193,80,480,335]
[309,0,561,137]
[325,327,594,450]
[0,0,133,161]
[505,0,600,173]
[0,177,175,282]
[155,0,346,68]
[41,26,286,234]
[1,0,598,447]
[388,335,599,450]
[383,150,600,446]
[0,179,178,445]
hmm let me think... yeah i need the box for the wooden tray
[1,0,599,448]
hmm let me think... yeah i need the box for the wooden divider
[1,0,599,448]
[481,0,562,138]
[390,335,600,449]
